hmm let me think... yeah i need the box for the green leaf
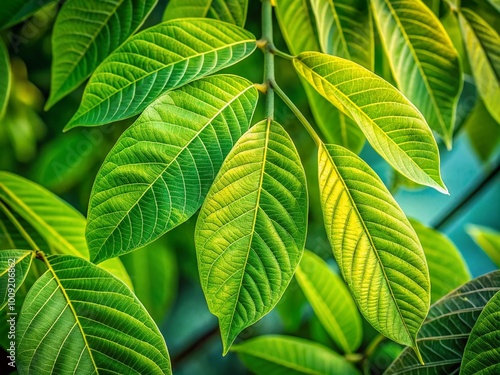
[275,0,365,154]
[232,335,360,375]
[487,0,500,13]
[65,19,256,130]
[47,0,158,109]
[163,0,248,26]
[460,290,500,375]
[275,277,306,332]
[410,218,470,303]
[120,239,178,323]
[318,143,430,354]
[196,120,308,354]
[17,255,171,375]
[295,52,447,193]
[87,75,258,263]
[0,172,133,289]
[385,270,500,375]
[0,39,10,120]
[459,8,500,124]
[465,100,500,162]
[0,0,53,30]
[0,250,34,310]
[467,225,500,268]
[309,0,374,69]
[371,0,462,148]
[296,250,362,353]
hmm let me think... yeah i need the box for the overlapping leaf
[196,120,308,353]
[0,39,10,120]
[318,143,430,353]
[0,250,34,310]
[468,225,500,267]
[0,172,132,288]
[65,19,256,130]
[296,250,362,353]
[87,75,258,263]
[0,0,53,30]
[410,218,470,302]
[295,52,446,192]
[310,0,374,69]
[47,0,158,108]
[163,0,248,26]
[17,255,171,375]
[460,290,500,375]
[459,8,500,124]
[465,100,500,162]
[275,0,365,153]
[487,0,500,12]
[385,270,500,374]
[233,335,360,375]
[372,0,462,147]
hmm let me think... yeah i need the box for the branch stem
[262,0,275,120]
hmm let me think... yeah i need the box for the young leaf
[459,8,500,124]
[318,143,430,354]
[196,120,308,354]
[0,39,10,120]
[385,270,500,374]
[17,255,171,374]
[296,250,362,353]
[163,0,248,27]
[47,0,158,109]
[0,172,133,289]
[87,75,258,263]
[371,0,462,148]
[295,52,447,193]
[460,290,500,375]
[310,0,374,69]
[0,0,53,30]
[467,225,500,267]
[232,335,360,375]
[410,218,470,302]
[65,19,256,130]
[0,250,34,310]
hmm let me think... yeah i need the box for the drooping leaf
[163,0,248,26]
[465,100,500,162]
[196,120,308,354]
[0,172,133,288]
[309,0,374,69]
[459,8,500,124]
[295,52,447,193]
[0,250,34,310]
[410,218,470,302]
[47,0,158,109]
[467,225,500,268]
[87,75,258,263]
[296,250,362,353]
[17,255,171,375]
[0,0,53,30]
[318,143,430,353]
[371,0,462,148]
[0,39,10,120]
[460,290,500,375]
[275,0,365,153]
[232,335,360,375]
[120,239,178,323]
[385,270,500,375]
[65,19,256,130]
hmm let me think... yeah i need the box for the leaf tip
[413,343,425,365]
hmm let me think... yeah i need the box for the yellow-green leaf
[467,225,500,268]
[163,0,248,26]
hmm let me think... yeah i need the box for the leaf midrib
[0,251,32,279]
[325,0,350,58]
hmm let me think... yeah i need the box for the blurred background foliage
[0,0,499,374]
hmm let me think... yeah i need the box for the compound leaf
[0,249,34,310]
[372,0,462,147]
[385,271,500,374]
[65,19,256,130]
[232,335,360,375]
[318,143,430,353]
[296,250,362,353]
[0,39,10,120]
[17,255,171,375]
[467,225,500,268]
[163,0,248,26]
[459,8,500,124]
[460,290,500,375]
[295,52,446,193]
[196,120,308,354]
[47,0,158,109]
[87,75,257,263]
